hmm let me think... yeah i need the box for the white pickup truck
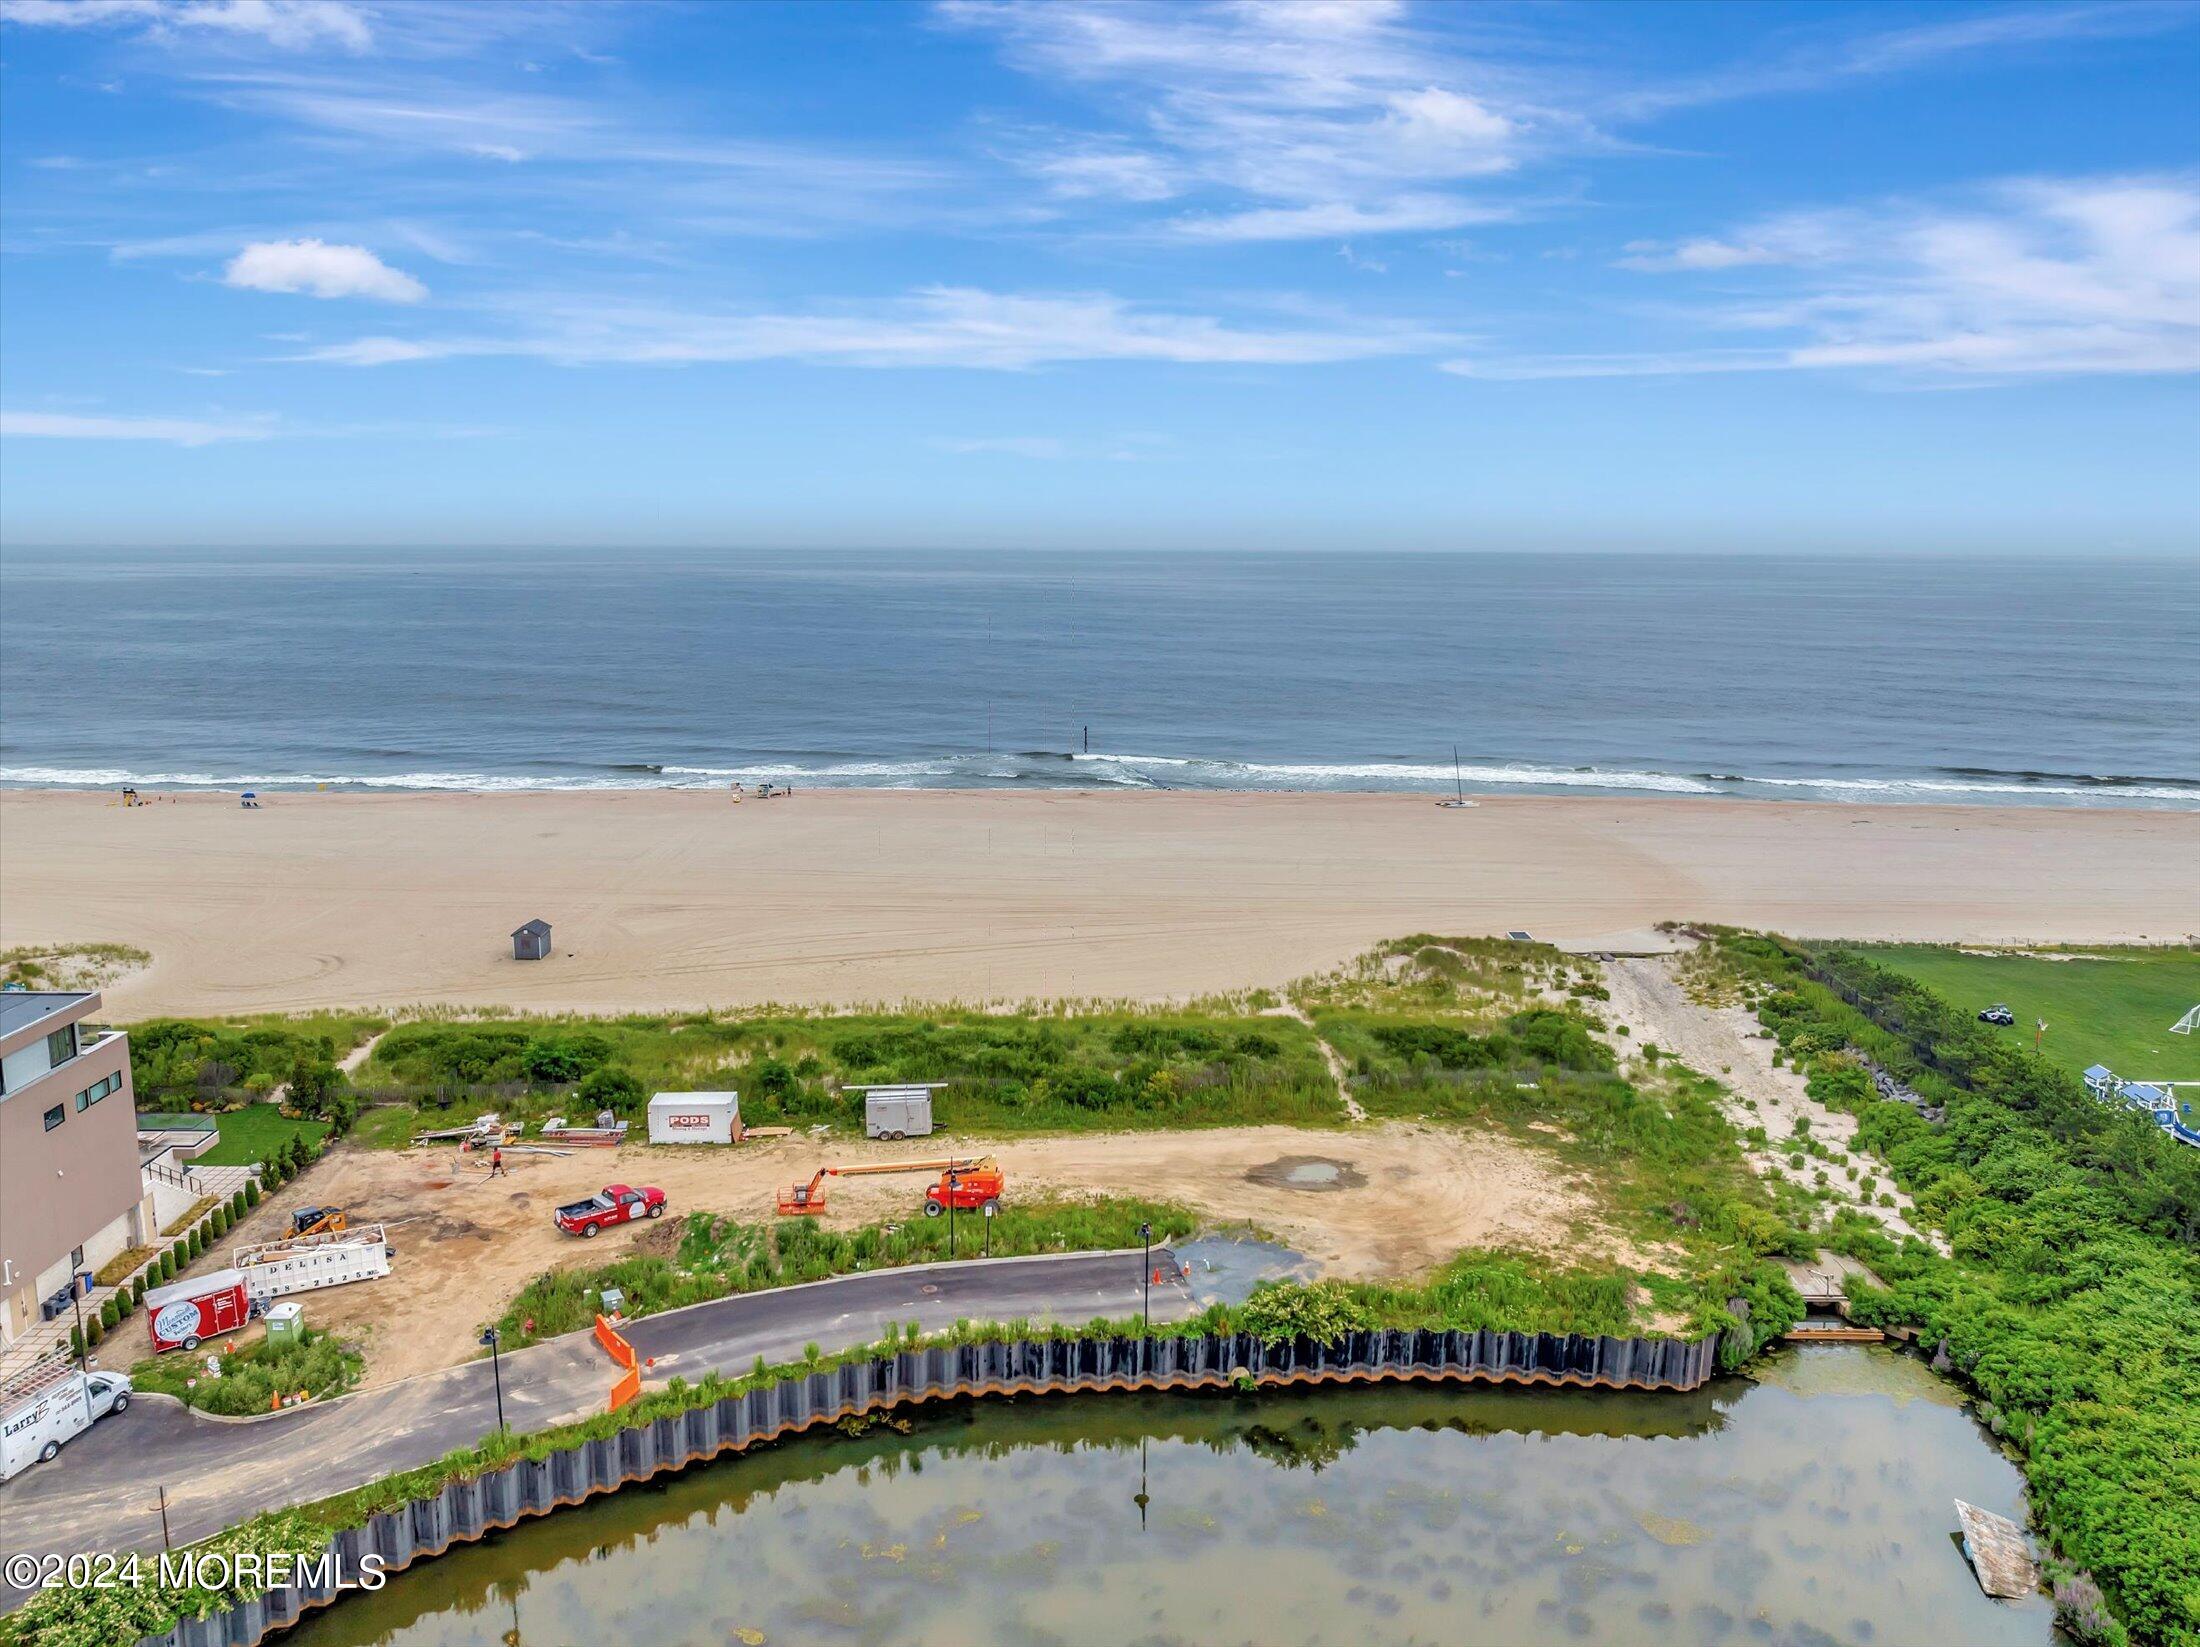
[0,1367,132,1483]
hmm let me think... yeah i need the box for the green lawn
[193,1103,329,1166]
[1862,944,2200,1082]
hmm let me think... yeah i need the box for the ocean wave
[5,757,2193,805]
[1063,753,1720,792]
[0,766,679,792]
[1748,774,2200,802]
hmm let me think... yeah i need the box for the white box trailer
[648,1090,739,1145]
[858,1084,944,1140]
[0,1362,132,1483]
[234,1224,393,1301]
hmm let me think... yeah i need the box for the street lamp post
[479,1327,506,1434]
[983,1200,995,1259]
[1137,1221,1153,1374]
[69,1282,88,1372]
[946,1170,960,1259]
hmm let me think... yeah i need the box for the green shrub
[1236,1280,1377,1345]
[576,1065,645,1116]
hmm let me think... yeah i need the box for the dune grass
[353,1007,1345,1141]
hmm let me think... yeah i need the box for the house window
[43,1103,65,1131]
[76,1072,120,1111]
[46,1025,77,1067]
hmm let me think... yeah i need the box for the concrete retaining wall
[143,1326,1722,1647]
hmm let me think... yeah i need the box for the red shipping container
[143,1269,253,1353]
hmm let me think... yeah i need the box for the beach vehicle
[1437,744,1471,808]
[1,1358,132,1482]
[556,1184,666,1237]
[1978,1004,2016,1026]
[776,1156,1002,1217]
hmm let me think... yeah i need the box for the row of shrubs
[71,1180,260,1356]
[68,1128,324,1357]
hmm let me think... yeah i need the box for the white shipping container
[648,1091,739,1145]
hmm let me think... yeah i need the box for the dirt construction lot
[131,1121,1647,1386]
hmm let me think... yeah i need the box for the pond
[289,1346,2055,1647]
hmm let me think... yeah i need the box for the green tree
[577,1065,645,1117]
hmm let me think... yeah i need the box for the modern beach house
[0,991,151,1349]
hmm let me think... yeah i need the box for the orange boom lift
[775,1156,1004,1218]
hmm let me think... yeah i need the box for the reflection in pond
[291,1346,2053,1647]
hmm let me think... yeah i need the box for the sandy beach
[1,788,2193,1017]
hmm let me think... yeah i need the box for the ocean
[2,547,2193,807]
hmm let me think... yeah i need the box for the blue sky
[1,0,2194,550]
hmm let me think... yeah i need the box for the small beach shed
[511,919,553,962]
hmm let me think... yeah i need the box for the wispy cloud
[1613,2,2196,118]
[1172,194,1513,243]
[0,0,372,53]
[0,408,275,444]
[295,285,1453,371]
[223,237,425,301]
[941,0,1534,241]
[1454,175,2200,380]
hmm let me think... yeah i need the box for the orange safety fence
[594,1312,642,1412]
[609,1365,642,1412]
[593,1313,636,1369]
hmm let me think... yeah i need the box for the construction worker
[489,1145,505,1178]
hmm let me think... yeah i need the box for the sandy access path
[1597,953,1934,1247]
[4,788,2194,1016]
[126,1121,1640,1387]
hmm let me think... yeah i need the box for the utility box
[860,1085,940,1140]
[263,1302,304,1348]
[647,1091,739,1145]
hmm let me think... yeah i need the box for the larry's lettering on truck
[5,1403,49,1438]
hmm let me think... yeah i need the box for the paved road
[0,1248,1186,1585]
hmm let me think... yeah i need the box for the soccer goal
[2173,1004,2200,1036]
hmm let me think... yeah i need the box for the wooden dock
[1955,1500,2039,1598]
[1778,1251,1889,1343]
[1782,1322,1885,1344]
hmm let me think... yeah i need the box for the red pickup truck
[555,1184,666,1238]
